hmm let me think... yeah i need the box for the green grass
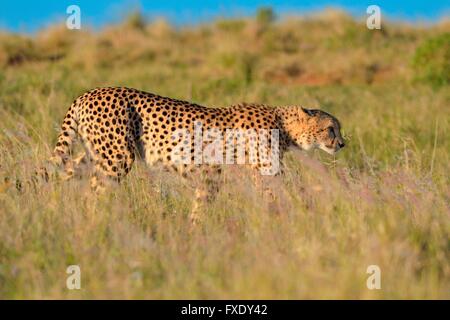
[0,12,449,299]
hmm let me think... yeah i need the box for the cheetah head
[290,107,345,155]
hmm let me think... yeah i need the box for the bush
[412,33,450,87]
[256,7,275,28]
[124,11,147,31]
[0,34,38,67]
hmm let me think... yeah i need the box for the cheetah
[49,87,345,221]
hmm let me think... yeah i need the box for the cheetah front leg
[189,166,221,226]
[190,186,208,226]
[250,167,284,214]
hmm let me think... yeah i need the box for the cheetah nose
[338,142,345,148]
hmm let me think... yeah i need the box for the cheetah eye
[328,127,335,138]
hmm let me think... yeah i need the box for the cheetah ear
[301,107,314,117]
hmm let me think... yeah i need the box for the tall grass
[0,11,449,299]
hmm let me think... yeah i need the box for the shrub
[411,33,450,87]
[123,11,147,31]
[0,34,38,67]
[256,7,276,28]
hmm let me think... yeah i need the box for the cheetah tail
[49,99,80,168]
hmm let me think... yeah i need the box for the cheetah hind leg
[61,151,89,181]
[88,165,120,194]
[34,151,88,185]
[87,161,118,194]
[88,152,135,194]
[89,173,107,194]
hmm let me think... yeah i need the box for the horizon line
[1,5,449,35]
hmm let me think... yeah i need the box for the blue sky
[1,0,449,33]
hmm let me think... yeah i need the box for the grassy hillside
[0,10,449,299]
